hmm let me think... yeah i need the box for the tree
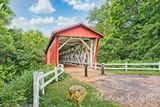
[0,0,15,86]
[0,0,14,25]
[88,0,160,62]
[8,29,48,74]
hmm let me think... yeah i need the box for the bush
[0,65,54,107]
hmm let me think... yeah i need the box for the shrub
[0,65,54,107]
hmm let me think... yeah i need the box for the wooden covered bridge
[45,23,103,67]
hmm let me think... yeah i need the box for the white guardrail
[96,62,160,71]
[61,61,160,71]
[33,64,64,107]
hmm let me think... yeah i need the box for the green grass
[106,70,160,75]
[40,73,119,107]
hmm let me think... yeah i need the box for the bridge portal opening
[45,23,103,67]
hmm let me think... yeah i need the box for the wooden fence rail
[33,64,64,107]
[60,61,160,71]
[96,62,160,71]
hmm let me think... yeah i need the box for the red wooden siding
[55,25,102,38]
[46,36,59,65]
[45,23,103,65]
[94,39,99,63]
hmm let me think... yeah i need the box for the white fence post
[58,64,64,71]
[33,72,40,107]
[125,62,128,71]
[61,64,64,71]
[159,62,160,71]
[33,64,64,107]
[39,72,45,95]
[55,67,58,82]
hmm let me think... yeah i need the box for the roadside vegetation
[88,0,160,75]
[0,0,53,106]
[88,0,160,63]
[40,74,119,107]
[0,65,54,106]
[106,70,160,75]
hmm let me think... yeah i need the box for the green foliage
[0,65,54,107]
[107,70,160,75]
[88,0,160,62]
[10,29,48,73]
[0,1,55,106]
[0,0,14,25]
[0,27,51,106]
[0,28,48,85]
[0,27,15,65]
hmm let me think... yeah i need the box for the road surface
[64,65,160,107]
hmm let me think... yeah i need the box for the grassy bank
[0,65,54,106]
[106,70,160,75]
[40,74,119,107]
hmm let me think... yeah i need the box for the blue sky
[9,0,105,36]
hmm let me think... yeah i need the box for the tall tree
[88,0,160,62]
[0,0,14,25]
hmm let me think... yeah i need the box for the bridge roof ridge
[53,22,104,37]
[45,22,104,54]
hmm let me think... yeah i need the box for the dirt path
[64,65,160,107]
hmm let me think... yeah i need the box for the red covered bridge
[45,23,103,67]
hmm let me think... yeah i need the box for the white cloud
[63,0,96,11]
[29,0,55,14]
[8,16,77,36]
[56,16,77,26]
[30,17,56,25]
